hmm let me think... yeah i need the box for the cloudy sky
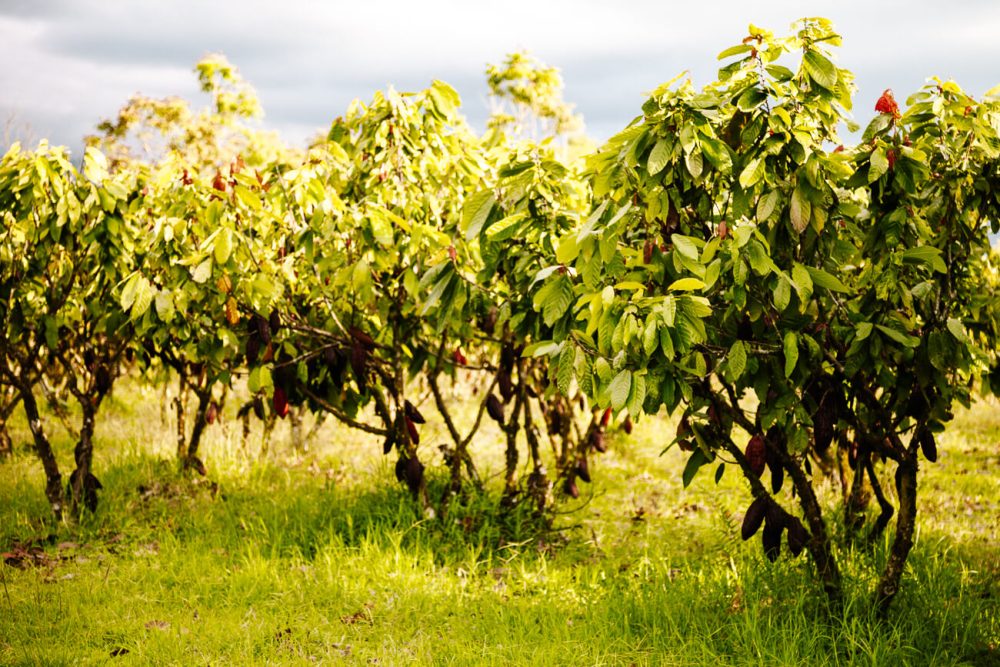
[3,1,1000,156]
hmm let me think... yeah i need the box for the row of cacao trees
[3,19,1000,614]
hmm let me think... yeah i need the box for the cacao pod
[786,516,808,557]
[919,429,937,462]
[405,416,420,445]
[486,395,505,425]
[273,387,289,419]
[404,400,425,425]
[745,435,766,478]
[741,495,768,541]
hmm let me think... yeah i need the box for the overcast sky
[3,1,1000,156]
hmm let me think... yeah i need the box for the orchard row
[3,19,1000,613]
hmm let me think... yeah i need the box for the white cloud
[3,1,1000,154]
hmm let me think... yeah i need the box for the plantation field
[1,380,997,666]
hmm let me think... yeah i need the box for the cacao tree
[539,19,1000,612]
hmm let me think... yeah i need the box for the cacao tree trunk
[20,387,63,519]
[875,458,918,615]
[500,389,524,508]
[174,374,188,461]
[0,419,11,458]
[183,387,212,472]
[68,398,99,515]
[781,450,843,608]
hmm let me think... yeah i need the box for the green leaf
[756,190,779,222]
[876,324,920,348]
[555,234,579,264]
[901,246,947,273]
[805,266,850,293]
[701,137,732,174]
[191,258,213,284]
[234,184,262,211]
[855,322,873,341]
[120,272,140,311]
[682,447,710,488]
[774,277,791,311]
[671,234,701,261]
[946,318,968,343]
[370,212,393,246]
[131,277,153,319]
[791,263,813,304]
[485,212,527,241]
[869,148,889,183]
[783,332,799,377]
[738,157,764,189]
[789,185,810,234]
[534,276,574,327]
[685,149,703,179]
[643,318,659,356]
[803,50,838,90]
[728,340,747,380]
[608,370,632,411]
[155,291,175,323]
[557,344,576,395]
[461,190,495,240]
[647,138,670,176]
[214,228,233,264]
[718,44,753,60]
[668,278,705,292]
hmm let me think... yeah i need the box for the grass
[0,379,998,665]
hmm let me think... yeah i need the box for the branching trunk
[500,385,524,508]
[20,388,63,519]
[876,457,918,615]
[68,398,99,515]
[0,417,12,458]
[779,448,843,608]
[183,387,212,473]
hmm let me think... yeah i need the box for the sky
[3,1,1000,156]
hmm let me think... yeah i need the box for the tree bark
[183,387,212,473]
[68,399,99,514]
[20,388,63,519]
[875,458,918,615]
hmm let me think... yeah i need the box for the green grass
[1,381,998,665]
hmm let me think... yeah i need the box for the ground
[1,378,998,665]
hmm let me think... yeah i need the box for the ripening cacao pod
[622,416,633,435]
[252,396,265,420]
[206,402,218,425]
[786,516,808,557]
[404,457,424,495]
[576,455,591,483]
[269,309,281,333]
[919,429,938,462]
[563,475,580,499]
[95,365,112,395]
[498,368,514,403]
[273,387,289,418]
[601,408,612,427]
[590,429,607,453]
[741,495,768,541]
[246,335,261,366]
[761,505,785,562]
[404,400,425,425]
[350,343,368,392]
[394,456,407,483]
[764,439,783,493]
[486,395,505,425]
[643,239,653,264]
[745,435,766,478]
[405,416,420,444]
